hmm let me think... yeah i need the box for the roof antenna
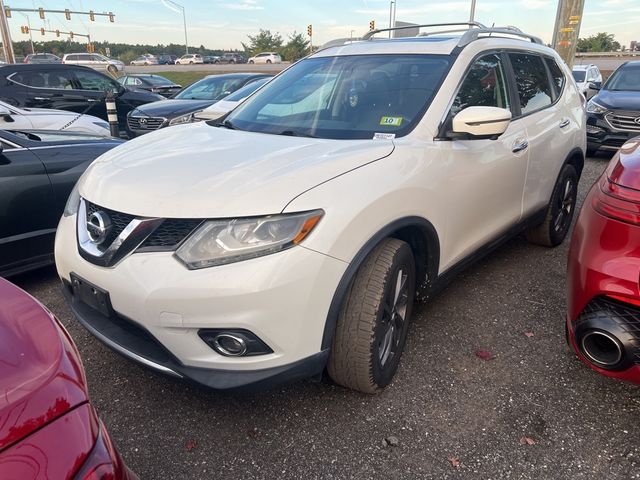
[488,22,495,37]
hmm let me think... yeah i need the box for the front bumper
[586,113,639,152]
[55,213,347,391]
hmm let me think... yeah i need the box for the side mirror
[588,82,601,91]
[0,105,13,121]
[451,106,511,140]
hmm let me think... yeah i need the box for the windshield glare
[572,71,586,82]
[225,54,452,139]
[604,65,640,92]
[175,76,245,100]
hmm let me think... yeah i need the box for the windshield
[175,76,246,100]
[145,76,173,86]
[572,70,586,82]
[604,65,640,91]
[224,77,271,102]
[225,54,452,139]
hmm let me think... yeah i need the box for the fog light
[198,329,273,357]
[586,125,604,134]
[214,334,247,356]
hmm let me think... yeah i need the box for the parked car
[130,55,159,66]
[56,23,585,393]
[203,55,220,64]
[248,52,282,64]
[215,53,246,64]
[62,53,125,74]
[0,128,122,277]
[572,64,602,99]
[127,73,270,136]
[0,99,110,135]
[195,76,272,121]
[567,137,640,384]
[0,277,137,479]
[158,54,177,65]
[586,60,640,155]
[0,64,164,132]
[24,52,61,64]
[117,74,182,97]
[175,54,203,65]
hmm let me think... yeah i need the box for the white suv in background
[248,52,282,64]
[56,23,585,394]
[572,63,602,99]
[175,54,204,65]
[62,53,125,75]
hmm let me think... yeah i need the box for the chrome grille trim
[605,111,640,133]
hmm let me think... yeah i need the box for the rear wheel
[189,61,194,64]
[249,60,254,64]
[266,59,272,64]
[328,238,415,394]
[526,164,578,247]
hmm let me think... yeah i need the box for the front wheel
[328,238,416,394]
[230,60,235,64]
[266,59,272,64]
[526,164,578,247]
[248,60,254,64]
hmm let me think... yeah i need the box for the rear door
[0,134,57,275]
[18,68,89,113]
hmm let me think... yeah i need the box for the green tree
[242,29,283,56]
[576,32,621,53]
[281,31,310,61]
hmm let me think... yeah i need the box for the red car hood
[0,279,88,452]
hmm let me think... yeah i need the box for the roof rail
[362,21,486,40]
[458,27,544,46]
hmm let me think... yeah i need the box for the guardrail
[576,52,639,58]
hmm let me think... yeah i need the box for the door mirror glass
[588,82,601,91]
[0,105,12,116]
[451,106,511,140]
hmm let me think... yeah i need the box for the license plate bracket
[70,273,112,317]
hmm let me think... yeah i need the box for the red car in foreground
[567,137,640,384]
[0,278,136,479]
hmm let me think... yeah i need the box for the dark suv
[215,53,246,64]
[0,64,164,132]
[586,60,640,155]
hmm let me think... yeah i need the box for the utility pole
[162,0,188,54]
[469,0,477,22]
[388,0,396,38]
[0,0,15,63]
[552,0,585,68]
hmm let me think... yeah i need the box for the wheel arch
[564,147,585,178]
[320,216,440,351]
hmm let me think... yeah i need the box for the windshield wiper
[277,130,317,138]
[216,119,236,130]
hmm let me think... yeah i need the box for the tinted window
[545,58,565,96]
[66,54,78,61]
[227,54,452,140]
[10,71,74,89]
[78,54,92,62]
[509,53,553,115]
[74,70,119,92]
[572,70,585,82]
[451,53,510,116]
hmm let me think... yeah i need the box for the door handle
[559,119,570,129]
[512,139,529,153]
[86,99,100,103]
[33,96,49,101]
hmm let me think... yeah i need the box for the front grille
[605,111,640,133]
[84,201,201,251]
[577,297,640,364]
[127,116,166,131]
[140,219,202,249]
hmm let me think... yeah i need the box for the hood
[593,89,640,111]
[0,279,88,452]
[130,99,215,118]
[121,89,165,103]
[80,122,394,218]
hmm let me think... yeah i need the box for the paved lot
[12,154,640,479]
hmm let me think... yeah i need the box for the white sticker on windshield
[373,133,396,140]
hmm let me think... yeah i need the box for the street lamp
[162,0,188,55]
[19,12,34,54]
[470,0,477,22]
[388,0,396,38]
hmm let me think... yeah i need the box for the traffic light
[70,31,74,39]
[307,24,312,36]
[87,43,94,53]
[38,8,45,19]
[4,7,10,18]
[65,9,71,20]
[369,20,375,31]
[40,27,45,36]
[108,12,115,23]
[56,29,60,37]
[89,10,95,21]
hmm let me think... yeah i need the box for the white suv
[248,52,282,64]
[62,53,125,75]
[56,23,585,394]
[175,54,203,65]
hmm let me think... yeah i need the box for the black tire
[586,148,597,157]
[107,65,117,75]
[526,164,578,247]
[328,238,416,394]
[249,60,254,64]
[189,61,194,65]
[230,60,235,64]
[266,59,272,64]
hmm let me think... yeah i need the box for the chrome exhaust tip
[580,330,624,367]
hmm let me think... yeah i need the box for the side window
[450,53,510,116]
[74,70,119,92]
[509,53,553,115]
[66,54,78,61]
[124,76,136,86]
[545,58,566,97]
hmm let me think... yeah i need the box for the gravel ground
[13,154,640,480]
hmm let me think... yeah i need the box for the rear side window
[74,69,119,92]
[66,54,78,61]
[451,53,510,116]
[9,71,74,89]
[545,58,565,97]
[509,53,553,115]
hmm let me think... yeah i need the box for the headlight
[586,99,608,114]
[63,183,81,217]
[175,210,324,269]
[169,111,201,125]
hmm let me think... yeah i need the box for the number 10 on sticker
[380,116,402,126]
